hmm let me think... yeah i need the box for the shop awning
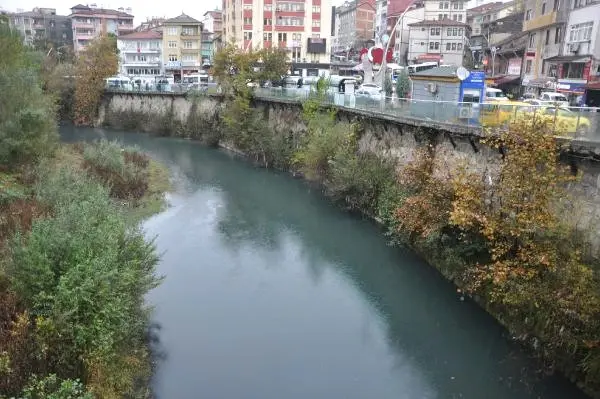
[543,55,591,63]
[417,53,442,61]
[492,75,521,86]
[522,77,556,88]
[585,81,600,90]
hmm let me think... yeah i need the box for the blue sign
[462,70,485,84]
[165,61,181,69]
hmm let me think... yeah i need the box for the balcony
[122,60,162,66]
[182,60,201,67]
[181,32,201,39]
[75,32,96,40]
[181,47,200,53]
[523,11,557,32]
[73,21,95,29]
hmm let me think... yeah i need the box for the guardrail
[105,85,600,140]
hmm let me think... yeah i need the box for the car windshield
[551,94,568,102]
[489,91,506,98]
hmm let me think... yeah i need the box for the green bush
[9,167,160,393]
[18,374,92,399]
[81,140,149,199]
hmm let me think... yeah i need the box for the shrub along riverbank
[0,25,169,398]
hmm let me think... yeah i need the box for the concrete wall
[98,91,600,250]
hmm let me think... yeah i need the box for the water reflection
[61,126,587,399]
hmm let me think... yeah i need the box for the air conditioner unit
[569,43,580,52]
[458,106,472,119]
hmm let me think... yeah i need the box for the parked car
[356,88,383,101]
[514,105,591,134]
[539,91,569,108]
[485,87,509,102]
[523,99,545,106]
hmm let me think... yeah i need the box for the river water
[61,126,587,399]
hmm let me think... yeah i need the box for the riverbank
[0,141,170,398]
[100,92,600,398]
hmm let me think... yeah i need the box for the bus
[407,62,439,75]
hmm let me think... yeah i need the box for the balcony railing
[122,60,162,66]
[122,48,161,53]
[523,11,557,31]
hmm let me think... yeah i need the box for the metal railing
[105,85,600,140]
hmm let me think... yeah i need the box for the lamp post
[376,1,417,87]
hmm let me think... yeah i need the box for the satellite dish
[381,34,390,45]
[456,66,470,81]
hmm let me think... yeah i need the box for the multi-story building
[203,10,223,34]
[117,30,163,78]
[545,0,599,101]
[161,13,203,81]
[407,0,469,65]
[391,0,425,64]
[467,1,519,67]
[9,7,72,49]
[69,4,134,53]
[201,30,214,65]
[520,0,568,94]
[375,0,388,43]
[135,17,166,32]
[408,19,469,65]
[335,0,376,52]
[223,0,333,75]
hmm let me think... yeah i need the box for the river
[61,125,588,399]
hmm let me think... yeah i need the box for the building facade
[117,30,163,78]
[161,13,204,80]
[408,19,469,65]
[334,0,376,52]
[547,1,600,99]
[203,10,223,34]
[393,6,425,64]
[10,8,72,49]
[69,4,134,53]
[222,0,333,65]
[520,0,568,93]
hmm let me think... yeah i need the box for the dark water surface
[61,126,587,399]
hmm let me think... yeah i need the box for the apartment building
[408,19,469,64]
[377,0,417,63]
[467,1,518,66]
[69,4,134,53]
[10,7,72,49]
[393,4,425,64]
[135,17,166,32]
[520,0,568,93]
[544,0,600,100]
[223,0,333,70]
[334,0,376,52]
[203,10,223,34]
[161,13,203,80]
[117,30,163,78]
[407,0,470,65]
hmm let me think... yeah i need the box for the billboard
[507,58,521,75]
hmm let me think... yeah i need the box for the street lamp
[376,1,418,87]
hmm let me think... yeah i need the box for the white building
[408,19,469,65]
[222,0,333,66]
[375,0,388,44]
[394,7,425,64]
[117,30,163,78]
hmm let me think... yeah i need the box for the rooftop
[70,4,133,17]
[409,19,469,27]
[467,1,510,14]
[163,13,201,24]
[411,65,460,78]
[118,30,162,40]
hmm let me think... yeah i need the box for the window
[453,27,458,35]
[168,40,177,48]
[243,4,252,10]
[444,14,449,19]
[446,42,451,50]
[243,17,252,24]
[545,29,550,45]
[264,4,272,11]
[264,18,272,25]
[525,59,532,73]
[431,27,440,35]
[183,40,193,48]
[430,41,435,49]
[439,13,444,20]
[168,54,177,61]
[553,0,559,10]
[312,20,320,27]
[447,27,452,35]
[568,22,593,42]
[167,27,177,35]
[182,27,195,35]
[453,2,459,8]
[435,42,440,49]
[263,32,272,41]
[444,2,449,8]
[278,32,287,42]
[457,43,462,50]
[541,2,548,13]
[525,9,532,20]
[459,2,463,9]
[453,14,458,20]
[458,14,463,21]
[243,32,252,40]
[312,5,320,12]
[459,28,463,35]
[182,55,195,61]
[451,43,457,50]
[529,33,536,47]
[475,16,482,22]
[439,1,444,8]
[554,26,561,43]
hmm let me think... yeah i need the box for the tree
[395,69,410,99]
[74,35,118,125]
[383,74,393,98]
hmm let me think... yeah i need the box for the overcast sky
[2,0,346,24]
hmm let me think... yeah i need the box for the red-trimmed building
[69,4,134,53]
[222,0,332,67]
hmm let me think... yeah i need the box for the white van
[540,92,569,108]
[485,87,509,102]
